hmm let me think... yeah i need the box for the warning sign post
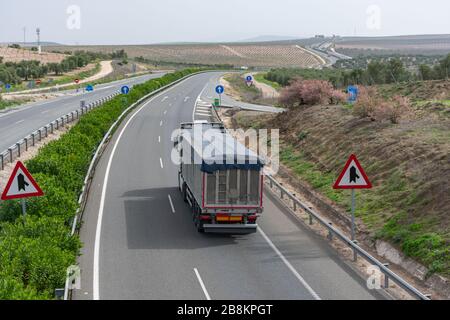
[1,161,44,219]
[333,154,372,241]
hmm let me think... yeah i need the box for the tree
[367,61,385,84]
[419,64,434,80]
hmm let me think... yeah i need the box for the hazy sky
[1,0,449,45]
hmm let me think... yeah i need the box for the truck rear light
[248,215,257,221]
[200,215,211,221]
[216,214,243,222]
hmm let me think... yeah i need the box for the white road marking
[160,158,164,169]
[258,227,321,300]
[164,110,167,115]
[93,76,197,300]
[194,268,211,300]
[161,96,168,102]
[160,120,163,126]
[184,96,190,102]
[168,194,175,213]
[14,119,24,124]
[192,83,210,121]
[196,111,211,115]
[158,136,161,143]
[41,110,50,114]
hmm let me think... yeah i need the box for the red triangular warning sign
[333,154,372,189]
[1,161,44,200]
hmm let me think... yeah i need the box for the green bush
[0,68,204,299]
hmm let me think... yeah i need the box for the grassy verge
[0,68,204,299]
[254,73,281,91]
[281,143,449,276]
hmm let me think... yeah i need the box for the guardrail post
[0,154,3,171]
[269,179,273,188]
[16,143,21,157]
[61,117,65,127]
[25,138,28,151]
[8,148,13,163]
[327,222,333,241]
[352,240,358,261]
[383,263,390,288]
[45,126,48,137]
[309,214,313,225]
[293,198,297,211]
[38,129,42,141]
[32,133,35,146]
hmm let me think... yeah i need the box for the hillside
[335,34,450,56]
[0,47,67,64]
[230,84,450,277]
[44,43,325,68]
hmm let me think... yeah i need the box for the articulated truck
[176,121,264,234]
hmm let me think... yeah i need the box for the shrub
[353,86,379,118]
[279,78,336,107]
[381,95,412,124]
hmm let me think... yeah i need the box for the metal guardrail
[264,174,430,300]
[0,92,121,172]
[63,70,219,300]
[211,98,430,301]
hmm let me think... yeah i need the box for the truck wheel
[193,205,204,233]
[182,183,188,203]
[195,218,205,233]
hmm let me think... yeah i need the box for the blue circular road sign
[5,83,11,90]
[215,85,224,95]
[121,85,130,94]
[246,75,253,82]
[86,84,94,92]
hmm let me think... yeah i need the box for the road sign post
[245,75,253,87]
[21,198,27,218]
[347,85,359,103]
[333,154,372,241]
[1,161,44,221]
[121,85,130,95]
[215,85,224,107]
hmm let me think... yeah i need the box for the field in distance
[45,43,325,68]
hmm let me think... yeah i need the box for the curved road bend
[0,73,166,152]
[74,72,385,300]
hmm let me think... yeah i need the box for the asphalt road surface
[0,73,166,152]
[73,72,385,300]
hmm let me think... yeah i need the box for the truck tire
[182,183,188,203]
[193,204,204,233]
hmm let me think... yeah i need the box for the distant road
[74,72,384,300]
[0,73,166,152]
[3,60,114,95]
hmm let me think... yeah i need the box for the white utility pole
[36,27,41,54]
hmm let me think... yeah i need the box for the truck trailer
[176,121,264,234]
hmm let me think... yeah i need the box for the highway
[198,72,283,114]
[0,73,166,152]
[73,71,385,300]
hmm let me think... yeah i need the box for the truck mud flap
[203,224,258,234]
